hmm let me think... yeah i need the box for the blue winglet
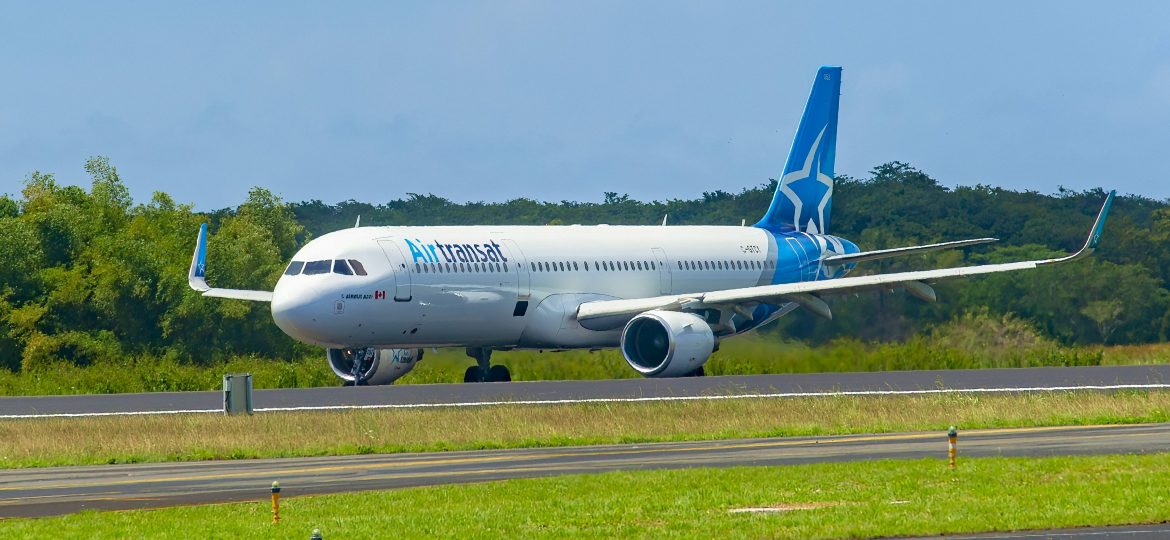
[1086,190,1114,251]
[188,223,210,291]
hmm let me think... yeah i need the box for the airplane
[188,66,1114,385]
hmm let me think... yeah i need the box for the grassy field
[2,391,1168,468]
[4,453,1168,538]
[3,335,1166,396]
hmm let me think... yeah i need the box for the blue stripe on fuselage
[769,231,859,285]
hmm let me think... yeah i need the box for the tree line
[1,158,1166,373]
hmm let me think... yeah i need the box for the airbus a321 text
[188,66,1114,384]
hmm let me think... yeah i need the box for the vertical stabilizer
[755,66,842,233]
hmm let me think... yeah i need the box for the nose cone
[271,280,332,346]
[271,290,308,339]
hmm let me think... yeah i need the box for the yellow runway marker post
[271,481,281,524]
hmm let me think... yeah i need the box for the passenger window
[333,260,354,275]
[303,260,331,275]
[284,261,305,275]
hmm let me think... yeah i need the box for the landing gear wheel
[685,366,706,377]
[487,365,511,383]
[463,366,486,383]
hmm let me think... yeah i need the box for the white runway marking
[3,383,1169,419]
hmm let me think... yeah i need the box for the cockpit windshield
[302,260,332,275]
[284,259,367,277]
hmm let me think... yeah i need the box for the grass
[2,391,1169,468]
[4,453,1169,538]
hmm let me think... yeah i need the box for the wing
[578,191,1114,323]
[188,223,275,302]
[823,237,997,265]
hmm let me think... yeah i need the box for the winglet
[185,223,275,302]
[188,223,210,292]
[1042,190,1114,264]
[1083,190,1114,252]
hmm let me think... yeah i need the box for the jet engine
[326,347,424,385]
[620,310,715,378]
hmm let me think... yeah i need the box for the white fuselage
[270,224,856,350]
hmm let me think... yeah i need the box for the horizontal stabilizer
[823,237,997,265]
[188,223,275,303]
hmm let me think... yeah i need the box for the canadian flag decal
[374,290,386,300]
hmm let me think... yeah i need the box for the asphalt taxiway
[2,364,1169,418]
[1,423,1166,518]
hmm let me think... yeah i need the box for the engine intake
[620,310,714,378]
[327,348,424,385]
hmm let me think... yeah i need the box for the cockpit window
[303,260,331,275]
[348,259,367,276]
[333,259,354,275]
[284,261,305,275]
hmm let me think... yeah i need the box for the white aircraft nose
[271,288,332,345]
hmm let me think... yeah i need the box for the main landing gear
[463,347,511,383]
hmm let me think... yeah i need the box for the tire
[686,366,706,377]
[463,366,485,383]
[487,365,512,383]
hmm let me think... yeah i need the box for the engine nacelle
[327,347,424,385]
[620,310,715,378]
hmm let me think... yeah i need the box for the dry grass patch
[2,390,1168,468]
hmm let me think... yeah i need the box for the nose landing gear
[463,347,511,383]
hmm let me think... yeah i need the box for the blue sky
[2,1,1168,209]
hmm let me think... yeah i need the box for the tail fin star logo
[778,126,834,234]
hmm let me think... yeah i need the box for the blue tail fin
[755,66,842,234]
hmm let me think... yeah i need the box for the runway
[0,423,1166,518]
[2,364,1170,418]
